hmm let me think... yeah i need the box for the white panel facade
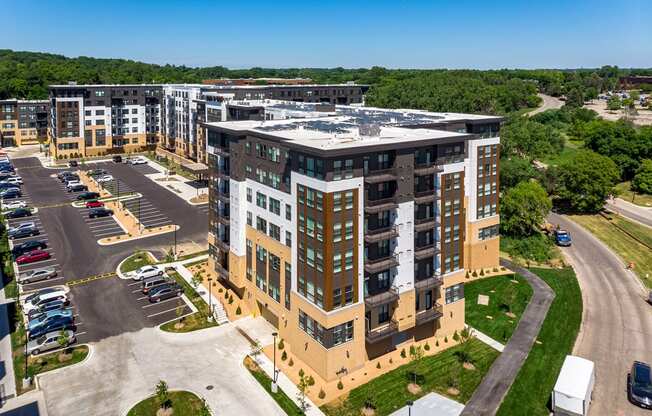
[228,179,248,256]
[393,200,414,293]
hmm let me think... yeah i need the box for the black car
[68,160,78,167]
[89,207,113,218]
[629,361,652,409]
[148,283,183,303]
[67,184,88,193]
[5,208,31,219]
[12,239,47,257]
[0,182,18,190]
[88,168,107,177]
[28,316,74,340]
[1,189,22,199]
[76,192,100,201]
[112,155,122,163]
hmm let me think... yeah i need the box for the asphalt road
[606,198,652,228]
[461,259,554,416]
[528,93,564,116]
[551,213,652,416]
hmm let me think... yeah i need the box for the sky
[3,0,651,69]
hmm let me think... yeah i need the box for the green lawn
[465,274,533,343]
[159,270,218,332]
[322,339,500,416]
[615,181,652,207]
[127,391,206,416]
[119,251,154,273]
[497,267,582,416]
[244,356,305,416]
[570,213,652,288]
[539,143,579,167]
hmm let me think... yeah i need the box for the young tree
[296,374,310,412]
[249,339,262,363]
[455,327,474,365]
[557,150,620,213]
[190,272,203,291]
[408,345,425,385]
[632,159,652,195]
[500,181,552,237]
[607,95,622,110]
[155,380,171,409]
[57,329,70,352]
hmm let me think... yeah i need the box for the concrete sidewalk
[460,260,554,416]
[0,283,17,406]
[467,326,505,352]
[140,159,208,206]
[390,392,464,416]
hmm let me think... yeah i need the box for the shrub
[228,295,234,304]
[376,362,381,369]
[278,339,285,350]
[493,267,499,273]
[465,270,470,279]
[500,234,555,263]
[307,376,315,386]
[424,343,430,351]
[218,288,223,293]
[436,340,439,347]
[444,336,448,343]
[318,389,326,400]
[409,345,416,356]
[235,306,241,315]
[298,369,305,378]
[337,381,344,390]
[389,358,393,364]
[453,331,460,342]
[288,358,294,367]
[472,270,478,277]
[281,351,287,361]
[400,348,406,358]
[480,269,485,276]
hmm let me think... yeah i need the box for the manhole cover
[206,385,214,390]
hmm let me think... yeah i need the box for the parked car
[128,156,148,165]
[133,265,163,281]
[141,275,171,294]
[1,188,22,199]
[85,200,104,208]
[0,182,20,190]
[2,200,26,210]
[96,175,114,183]
[554,229,572,246]
[8,222,39,239]
[76,191,100,201]
[12,239,47,257]
[88,207,113,218]
[88,169,107,177]
[65,180,81,188]
[2,176,23,185]
[18,267,57,285]
[68,160,78,168]
[68,184,88,193]
[112,155,122,163]
[148,283,183,303]
[23,289,68,314]
[5,207,31,219]
[26,329,75,356]
[28,316,74,340]
[16,249,51,265]
[28,309,73,332]
[56,171,73,180]
[59,173,79,183]
[26,299,67,321]
[629,361,652,409]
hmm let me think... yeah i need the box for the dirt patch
[463,362,476,371]
[57,353,72,363]
[190,194,209,203]
[156,408,173,416]
[505,312,516,319]
[447,387,460,396]
[361,407,376,416]
[407,383,422,395]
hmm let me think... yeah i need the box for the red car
[16,250,50,265]
[85,200,104,208]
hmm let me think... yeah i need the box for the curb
[97,225,179,246]
[121,388,213,416]
[34,343,94,389]
[115,251,157,279]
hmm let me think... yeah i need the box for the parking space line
[142,297,182,308]
[147,305,188,318]
[144,220,172,226]
[19,276,65,286]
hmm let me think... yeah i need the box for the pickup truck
[554,229,572,246]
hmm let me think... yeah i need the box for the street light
[207,277,213,321]
[272,331,279,393]
[406,400,413,416]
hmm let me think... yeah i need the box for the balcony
[213,146,230,157]
[364,168,397,184]
[414,275,443,291]
[365,319,399,343]
[414,217,438,232]
[415,305,443,325]
[414,163,443,176]
[365,225,398,244]
[215,262,229,278]
[215,237,230,251]
[364,195,398,213]
[414,244,439,260]
[414,189,439,204]
[364,253,399,274]
[365,285,399,308]
[216,215,230,226]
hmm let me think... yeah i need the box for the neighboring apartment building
[202,78,313,86]
[0,99,49,147]
[48,84,163,158]
[204,104,501,382]
[162,83,368,163]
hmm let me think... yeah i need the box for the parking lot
[7,156,207,342]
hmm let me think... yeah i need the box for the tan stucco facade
[51,132,160,158]
[465,216,501,271]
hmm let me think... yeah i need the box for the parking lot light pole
[272,331,278,393]
[407,400,413,416]
[173,227,177,260]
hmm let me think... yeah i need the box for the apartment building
[0,99,49,147]
[48,84,163,158]
[162,83,368,163]
[204,105,501,382]
[202,78,314,86]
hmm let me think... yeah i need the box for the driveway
[606,198,652,228]
[551,213,652,416]
[528,93,563,116]
[460,260,554,416]
[37,318,285,416]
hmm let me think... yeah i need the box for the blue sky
[3,0,651,69]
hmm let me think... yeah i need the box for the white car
[96,175,114,183]
[133,265,163,281]
[23,289,68,314]
[65,180,82,190]
[129,157,148,165]
[2,200,26,210]
[2,177,22,185]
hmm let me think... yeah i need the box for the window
[270,254,281,271]
[333,223,342,242]
[285,231,292,247]
[445,284,464,304]
[332,321,354,346]
[269,198,280,216]
[298,214,305,233]
[444,201,452,217]
[333,254,342,273]
[332,287,342,308]
[256,192,267,209]
[344,285,353,305]
[306,218,315,238]
[246,188,252,202]
[378,304,390,324]
[247,211,252,226]
[377,271,390,289]
[306,248,315,268]
[453,173,461,190]
[345,250,354,270]
[333,193,342,212]
[256,216,267,233]
[345,220,354,240]
[479,224,499,240]
[285,204,291,220]
[345,191,354,209]
[269,223,281,241]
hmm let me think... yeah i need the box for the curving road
[550,213,652,416]
[606,198,652,228]
[528,93,564,116]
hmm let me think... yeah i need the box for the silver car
[26,329,75,356]
[19,267,57,284]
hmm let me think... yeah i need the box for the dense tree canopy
[500,181,551,237]
[500,118,564,159]
[632,159,652,195]
[556,150,620,213]
[500,156,540,190]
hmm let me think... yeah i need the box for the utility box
[552,356,595,416]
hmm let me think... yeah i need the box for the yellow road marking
[66,272,117,287]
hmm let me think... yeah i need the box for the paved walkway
[390,392,464,416]
[460,260,554,416]
[468,326,505,352]
[141,159,208,205]
[0,280,17,406]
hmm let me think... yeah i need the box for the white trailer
[552,356,596,416]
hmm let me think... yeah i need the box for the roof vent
[359,123,381,137]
